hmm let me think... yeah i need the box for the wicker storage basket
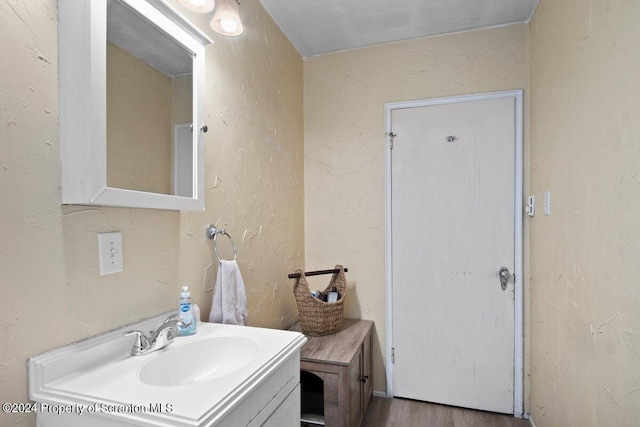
[293,265,347,336]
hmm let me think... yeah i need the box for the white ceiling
[259,0,539,58]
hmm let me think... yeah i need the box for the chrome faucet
[124,314,187,356]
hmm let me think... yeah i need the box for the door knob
[499,267,512,291]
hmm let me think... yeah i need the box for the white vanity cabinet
[29,315,306,427]
[261,384,301,427]
[209,353,302,427]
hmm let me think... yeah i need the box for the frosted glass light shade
[210,0,243,36]
[178,0,215,13]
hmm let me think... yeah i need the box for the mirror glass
[106,0,194,197]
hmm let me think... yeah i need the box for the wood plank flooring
[362,397,531,427]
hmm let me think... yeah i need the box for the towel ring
[205,224,237,263]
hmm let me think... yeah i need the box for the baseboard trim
[528,414,537,427]
[373,390,387,398]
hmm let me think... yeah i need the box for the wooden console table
[290,319,373,427]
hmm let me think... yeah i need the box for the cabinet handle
[361,375,369,383]
[190,124,209,133]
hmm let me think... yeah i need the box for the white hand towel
[209,260,247,325]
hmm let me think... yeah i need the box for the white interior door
[391,96,517,414]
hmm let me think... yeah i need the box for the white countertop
[29,315,306,426]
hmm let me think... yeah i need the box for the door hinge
[386,131,396,149]
[391,347,395,364]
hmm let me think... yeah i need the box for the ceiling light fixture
[178,0,244,37]
[178,0,215,14]
[209,0,244,37]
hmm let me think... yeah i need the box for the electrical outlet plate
[98,232,124,275]
[526,196,535,217]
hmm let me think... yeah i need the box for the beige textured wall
[529,1,640,426]
[107,42,173,194]
[0,0,303,426]
[304,24,530,394]
[174,0,304,329]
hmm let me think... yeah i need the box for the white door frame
[384,90,524,417]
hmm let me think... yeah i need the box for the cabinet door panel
[261,384,300,427]
[349,348,363,427]
[362,332,372,412]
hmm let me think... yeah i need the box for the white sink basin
[29,316,307,427]
[139,336,259,386]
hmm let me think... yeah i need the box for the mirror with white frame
[58,0,212,210]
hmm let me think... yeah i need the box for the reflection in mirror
[106,0,194,197]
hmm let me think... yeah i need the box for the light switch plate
[98,232,124,275]
[544,191,551,215]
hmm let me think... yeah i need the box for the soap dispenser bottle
[178,286,196,336]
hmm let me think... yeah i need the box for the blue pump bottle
[178,286,196,336]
